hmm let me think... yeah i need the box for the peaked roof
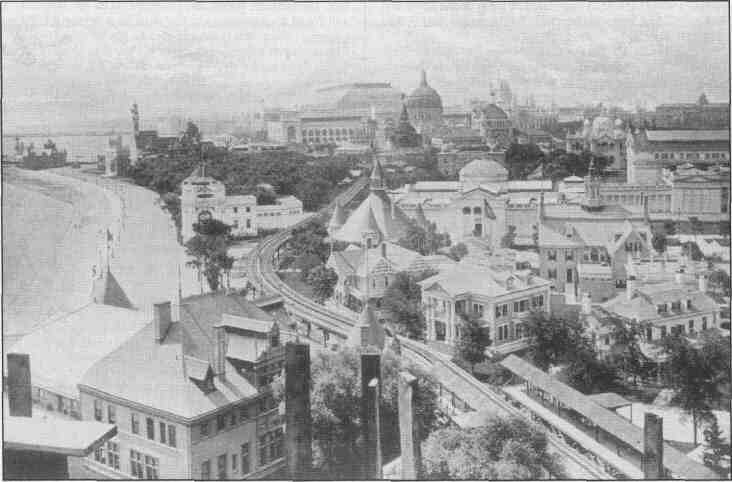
[333,190,414,244]
[91,268,133,309]
[328,202,348,231]
[370,158,385,187]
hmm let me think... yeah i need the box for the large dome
[459,158,509,185]
[407,70,443,110]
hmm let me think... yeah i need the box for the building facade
[406,70,444,136]
[565,117,627,172]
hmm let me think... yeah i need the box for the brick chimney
[626,276,636,301]
[153,301,172,343]
[7,353,32,417]
[285,343,312,478]
[642,412,664,478]
[211,325,226,378]
[398,371,421,479]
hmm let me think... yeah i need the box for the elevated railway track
[246,176,611,479]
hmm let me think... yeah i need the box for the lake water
[3,134,134,163]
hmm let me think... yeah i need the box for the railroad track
[247,176,610,479]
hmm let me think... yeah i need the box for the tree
[709,269,731,297]
[382,271,427,339]
[398,222,451,256]
[524,311,587,371]
[651,231,667,254]
[447,242,468,261]
[296,177,332,211]
[305,265,338,304]
[185,218,234,292]
[505,143,545,180]
[606,317,649,385]
[255,186,277,205]
[703,417,731,477]
[454,312,491,372]
[421,415,565,479]
[273,346,440,479]
[662,332,731,445]
[289,220,330,264]
[531,224,539,247]
[501,225,518,248]
[558,345,620,394]
[663,220,677,236]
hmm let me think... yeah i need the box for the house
[419,262,551,354]
[77,293,288,480]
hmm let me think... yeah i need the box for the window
[259,428,284,466]
[239,406,249,423]
[146,417,155,440]
[246,206,251,213]
[217,454,227,480]
[657,304,668,314]
[565,249,574,261]
[566,268,573,283]
[473,206,482,215]
[702,317,708,330]
[671,301,681,312]
[233,207,238,213]
[686,299,692,309]
[515,323,524,339]
[660,326,668,338]
[232,454,238,473]
[497,325,509,341]
[473,303,484,317]
[548,268,557,280]
[200,420,210,437]
[130,450,144,479]
[230,411,237,427]
[217,414,226,432]
[168,425,176,448]
[144,455,159,480]
[462,207,471,215]
[531,295,544,308]
[688,319,694,332]
[547,249,557,261]
[94,400,103,421]
[159,422,166,444]
[201,460,211,480]
[241,443,251,474]
[94,446,106,464]
[107,442,120,470]
[107,405,116,424]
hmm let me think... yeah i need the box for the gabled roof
[602,282,719,322]
[347,305,385,349]
[8,303,149,399]
[334,190,413,244]
[328,241,428,278]
[91,269,133,309]
[420,263,550,299]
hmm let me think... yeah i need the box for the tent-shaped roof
[333,190,413,244]
[346,305,385,349]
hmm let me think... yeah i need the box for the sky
[2,2,729,133]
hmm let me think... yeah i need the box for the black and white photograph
[2,2,731,480]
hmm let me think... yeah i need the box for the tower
[581,159,603,211]
[370,157,385,191]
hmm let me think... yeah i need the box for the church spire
[370,157,385,191]
[420,69,428,87]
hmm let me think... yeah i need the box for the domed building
[459,158,509,189]
[406,70,444,134]
[471,102,513,148]
[566,116,627,173]
[389,104,423,150]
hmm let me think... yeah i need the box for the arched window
[462,207,471,215]
[321,129,327,136]
[590,248,599,262]
[473,206,482,215]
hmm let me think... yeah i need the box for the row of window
[303,128,356,139]
[130,411,177,448]
[654,151,727,160]
[494,295,544,318]
[198,396,276,440]
[547,268,574,282]
[130,449,159,479]
[201,443,252,480]
[461,206,483,215]
[654,317,708,339]
[657,299,693,314]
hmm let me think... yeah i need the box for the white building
[420,262,552,355]
[180,165,303,240]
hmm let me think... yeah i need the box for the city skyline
[2,2,730,133]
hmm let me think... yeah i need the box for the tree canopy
[421,415,565,479]
[447,242,468,261]
[541,149,610,182]
[305,265,338,304]
[381,271,432,340]
[184,218,234,292]
[397,222,451,256]
[505,143,545,180]
[454,311,491,371]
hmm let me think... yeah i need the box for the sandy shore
[3,166,200,350]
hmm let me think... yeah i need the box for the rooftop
[645,130,730,143]
[420,262,550,299]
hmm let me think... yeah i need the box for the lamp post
[368,377,382,479]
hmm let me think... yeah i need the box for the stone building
[565,116,627,172]
[470,102,513,149]
[406,70,444,136]
[652,93,730,130]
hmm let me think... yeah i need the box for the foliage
[397,222,451,256]
[663,220,677,236]
[531,224,539,246]
[289,220,330,265]
[703,417,731,477]
[304,265,338,304]
[184,219,234,291]
[682,241,704,261]
[421,416,565,479]
[524,311,587,371]
[505,143,545,180]
[255,186,277,205]
[606,318,650,384]
[708,269,731,297]
[558,346,620,394]
[501,225,518,248]
[473,357,514,386]
[454,312,491,370]
[382,271,427,340]
[273,346,440,479]
[541,148,610,182]
[651,231,667,253]
[662,332,732,444]
[447,242,469,261]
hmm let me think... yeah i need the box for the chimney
[398,371,421,479]
[285,343,312,479]
[212,325,226,378]
[153,301,172,343]
[7,353,32,417]
[642,413,664,478]
[581,292,592,315]
[381,242,387,258]
[698,273,708,293]
[626,276,636,301]
[360,353,381,479]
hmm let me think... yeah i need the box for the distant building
[78,293,288,480]
[652,93,730,130]
[180,165,303,240]
[565,117,627,172]
[435,150,506,177]
[626,128,730,184]
[470,102,513,149]
[405,70,444,136]
[103,136,131,177]
[19,139,67,170]
[420,262,551,354]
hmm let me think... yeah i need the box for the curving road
[247,176,610,479]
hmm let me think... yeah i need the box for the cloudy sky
[2,2,729,133]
